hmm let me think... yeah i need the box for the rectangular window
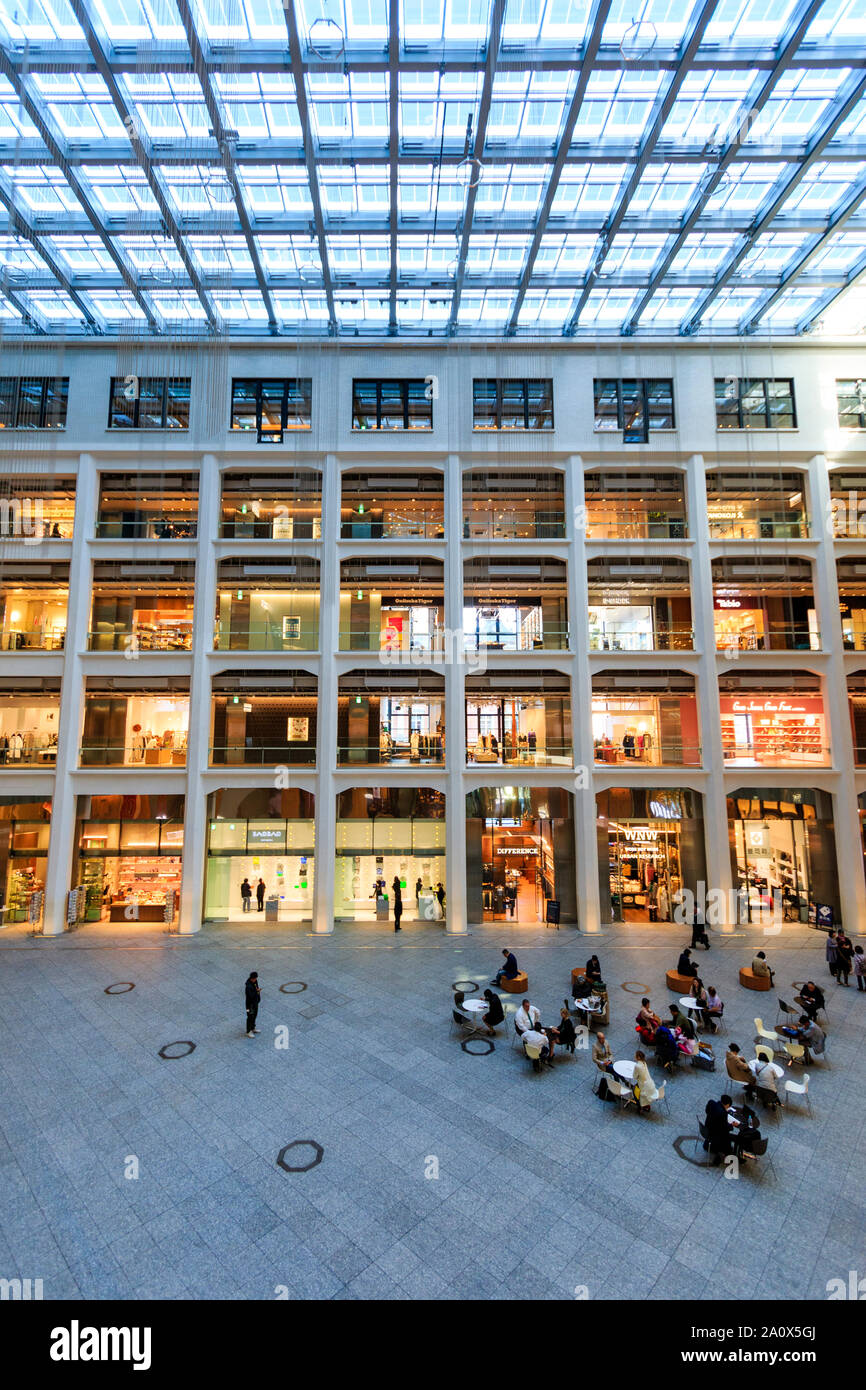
[836,379,866,430]
[472,378,554,430]
[714,377,796,429]
[0,377,69,429]
[230,378,312,441]
[351,379,432,431]
[108,377,191,430]
[593,379,674,442]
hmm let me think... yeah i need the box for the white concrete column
[685,453,734,930]
[312,451,339,935]
[567,454,601,933]
[42,452,97,935]
[809,453,866,936]
[177,453,220,935]
[444,451,468,934]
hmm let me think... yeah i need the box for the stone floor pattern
[0,919,863,1301]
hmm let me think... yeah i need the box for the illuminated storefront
[335,788,445,923]
[728,788,840,927]
[74,794,183,924]
[0,796,50,926]
[204,788,315,923]
[466,786,575,924]
[597,788,706,924]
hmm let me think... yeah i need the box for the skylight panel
[151,291,210,322]
[737,231,811,276]
[395,292,451,327]
[517,289,579,325]
[457,290,516,326]
[639,287,701,325]
[579,287,639,329]
[213,290,270,323]
[758,287,825,328]
[701,286,763,325]
[46,235,119,275]
[92,0,186,40]
[274,291,331,324]
[0,0,83,42]
[706,0,798,45]
[117,236,186,281]
[86,290,148,323]
[26,289,87,322]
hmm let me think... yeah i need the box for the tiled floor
[1,918,863,1301]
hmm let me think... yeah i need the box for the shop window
[230,378,312,441]
[728,789,839,928]
[714,377,796,430]
[472,379,554,430]
[0,377,69,430]
[107,377,190,430]
[592,378,673,442]
[836,380,866,430]
[351,379,432,431]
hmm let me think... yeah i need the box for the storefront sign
[746,824,771,852]
[648,798,681,820]
[715,598,742,609]
[727,699,808,715]
[622,826,660,843]
[495,846,538,855]
[249,827,285,844]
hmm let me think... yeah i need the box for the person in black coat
[255,878,266,911]
[245,972,260,1038]
[482,988,504,1035]
[691,905,710,950]
[494,949,518,985]
[677,948,698,978]
[392,876,403,932]
[704,1095,734,1164]
[586,955,603,985]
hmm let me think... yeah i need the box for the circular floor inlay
[277,1140,323,1173]
[452,979,479,993]
[104,982,135,995]
[279,982,308,994]
[621,981,649,994]
[158,1040,196,1060]
[461,1036,494,1056]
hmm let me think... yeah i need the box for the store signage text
[728,699,807,715]
[495,847,538,856]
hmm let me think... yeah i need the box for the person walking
[392,875,403,932]
[826,929,839,980]
[836,933,854,987]
[245,971,260,1038]
[854,944,866,992]
[240,877,252,913]
[255,877,266,912]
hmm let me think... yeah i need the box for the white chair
[708,1003,726,1036]
[784,1040,806,1067]
[655,1080,670,1115]
[755,1017,782,1051]
[523,1042,544,1072]
[605,1076,633,1112]
[784,1072,812,1116]
[503,1002,521,1047]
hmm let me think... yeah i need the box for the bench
[739,966,772,992]
[501,972,529,994]
[665,970,695,993]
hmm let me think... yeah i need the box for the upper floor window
[715,377,796,430]
[593,378,674,442]
[0,377,68,430]
[352,379,432,431]
[231,378,312,443]
[836,379,866,430]
[472,378,554,430]
[108,377,190,430]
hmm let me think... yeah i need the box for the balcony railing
[209,745,316,765]
[0,629,66,651]
[0,746,57,765]
[707,511,808,540]
[589,623,694,652]
[594,742,702,766]
[338,626,444,653]
[723,743,830,766]
[715,627,820,652]
[89,628,193,652]
[219,518,321,540]
[214,622,318,652]
[95,518,197,540]
[80,745,186,766]
[464,623,570,653]
[337,744,445,765]
[466,743,573,766]
[342,515,444,540]
[585,512,686,540]
[464,511,566,540]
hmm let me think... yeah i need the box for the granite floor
[0,918,863,1301]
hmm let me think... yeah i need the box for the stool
[739,967,771,992]
[665,970,694,993]
[501,972,528,994]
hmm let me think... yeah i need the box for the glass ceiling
[0,0,864,338]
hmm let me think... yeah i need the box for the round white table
[613,1059,636,1082]
[678,996,703,1012]
[463,998,487,1015]
[574,995,602,1013]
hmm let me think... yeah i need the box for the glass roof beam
[563,0,718,337]
[388,0,399,335]
[681,67,866,335]
[616,0,827,337]
[797,252,866,332]
[446,0,507,336]
[504,0,613,336]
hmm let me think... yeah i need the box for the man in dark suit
[677,947,698,978]
[704,1095,734,1164]
[245,971,261,1038]
[494,949,519,986]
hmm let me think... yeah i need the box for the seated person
[653,1022,680,1071]
[556,1006,577,1054]
[514,999,540,1036]
[452,991,476,1029]
[585,955,603,986]
[750,1053,784,1108]
[725,1043,755,1097]
[572,971,593,999]
[592,1031,614,1073]
[778,1013,825,1063]
[704,1095,735,1164]
[705,986,723,1032]
[669,1006,697,1054]
[795,980,825,1020]
[677,948,698,978]
[636,997,661,1043]
[730,1103,762,1160]
[690,977,711,1029]
[494,948,519,986]
[631,1050,659,1113]
[522,1024,552,1069]
[751,950,775,984]
[481,988,505,1036]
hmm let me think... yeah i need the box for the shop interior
[339,558,444,654]
[597,787,704,925]
[81,690,189,766]
[461,470,565,540]
[95,472,199,539]
[712,557,818,652]
[481,817,555,922]
[584,470,686,540]
[203,788,314,923]
[210,678,318,765]
[334,788,446,922]
[0,475,75,540]
[830,470,866,539]
[75,794,184,925]
[592,672,699,766]
[465,677,571,766]
[338,672,444,764]
[727,791,833,924]
[90,561,196,652]
[463,557,569,652]
[587,558,693,652]
[0,797,50,925]
[340,470,444,540]
[0,563,68,651]
[216,558,321,652]
[705,469,808,540]
[0,692,60,765]
[837,557,866,650]
[718,674,827,766]
[848,672,866,763]
[219,469,322,540]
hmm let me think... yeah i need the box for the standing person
[854,944,866,992]
[245,971,260,1038]
[240,877,252,913]
[691,904,709,950]
[255,877,266,912]
[435,881,446,917]
[826,929,839,980]
[836,933,854,987]
[392,875,402,932]
[415,876,423,905]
